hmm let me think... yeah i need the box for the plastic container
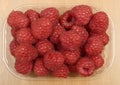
[2,4,115,80]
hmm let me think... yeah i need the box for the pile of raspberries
[7,5,109,78]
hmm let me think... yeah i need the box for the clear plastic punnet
[2,4,115,80]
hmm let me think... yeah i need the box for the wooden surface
[0,0,120,85]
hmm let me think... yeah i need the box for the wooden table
[0,0,120,85]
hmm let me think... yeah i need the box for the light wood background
[0,0,120,85]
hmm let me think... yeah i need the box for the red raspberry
[14,44,38,62]
[31,17,53,40]
[9,40,19,56]
[76,57,95,76]
[72,5,93,26]
[25,9,39,22]
[91,55,104,69]
[71,25,89,46]
[90,33,109,46]
[68,65,77,72]
[60,10,74,29]
[52,64,70,78]
[62,50,80,65]
[16,28,36,44]
[34,58,49,76]
[43,50,65,71]
[84,24,91,33]
[85,36,104,56]
[15,60,33,74]
[89,12,109,34]
[59,30,82,51]
[7,11,29,29]
[36,40,54,55]
[40,7,59,25]
[11,28,18,37]
[50,23,65,44]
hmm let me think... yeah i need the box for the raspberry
[16,28,36,44]
[68,65,77,72]
[62,50,80,65]
[36,39,54,55]
[11,28,18,37]
[60,10,74,29]
[43,50,64,71]
[59,30,82,51]
[52,64,70,78]
[7,11,29,29]
[50,23,65,44]
[76,57,95,76]
[14,44,38,62]
[9,40,19,56]
[85,36,104,56]
[91,55,104,69]
[71,25,89,46]
[34,58,49,76]
[84,24,91,33]
[15,60,33,74]
[90,33,109,46]
[72,5,93,26]
[25,9,39,22]
[40,7,59,25]
[89,12,109,34]
[31,17,53,40]
[8,5,109,77]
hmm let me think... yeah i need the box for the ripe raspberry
[52,64,70,78]
[34,58,49,76]
[7,11,29,29]
[14,44,38,62]
[11,28,18,37]
[90,33,109,46]
[84,24,91,33]
[68,65,77,72]
[72,5,93,26]
[59,30,82,51]
[71,25,89,46]
[50,23,65,44]
[43,50,64,71]
[60,10,74,29]
[91,55,104,69]
[25,9,39,22]
[15,60,33,74]
[85,36,104,56]
[76,57,95,76]
[10,40,19,56]
[89,12,109,34]
[16,28,36,44]
[31,17,53,40]
[40,7,59,25]
[36,40,54,55]
[62,50,80,65]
